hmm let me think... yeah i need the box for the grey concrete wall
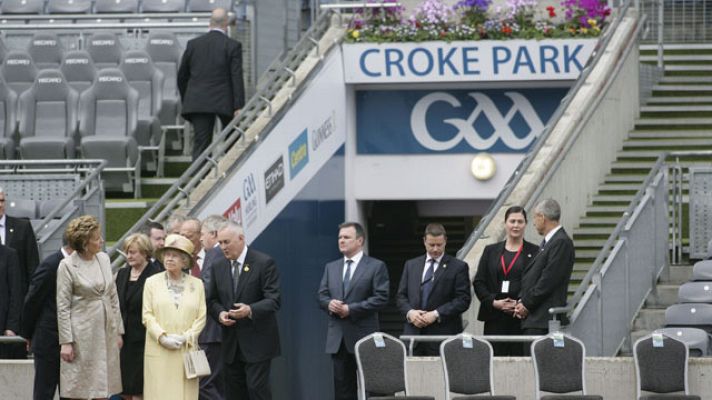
[0,360,37,399]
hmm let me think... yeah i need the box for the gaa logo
[410,92,545,151]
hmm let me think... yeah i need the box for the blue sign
[288,129,309,179]
[356,88,568,154]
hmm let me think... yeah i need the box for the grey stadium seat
[0,39,7,62]
[0,0,44,14]
[665,303,712,332]
[692,260,712,281]
[655,328,710,357]
[0,77,18,159]
[678,282,712,304]
[119,50,164,148]
[61,50,97,95]
[86,33,123,69]
[1,51,39,97]
[94,0,139,13]
[47,0,92,13]
[6,198,37,219]
[142,0,186,12]
[18,70,79,159]
[27,33,65,70]
[634,334,700,400]
[79,68,139,192]
[187,0,232,11]
[145,32,183,125]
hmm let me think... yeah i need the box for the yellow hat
[155,234,194,263]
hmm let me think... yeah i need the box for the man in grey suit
[318,222,389,400]
[514,199,575,334]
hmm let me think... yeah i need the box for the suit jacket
[4,215,39,290]
[115,262,161,343]
[207,248,280,363]
[473,240,539,322]
[520,228,575,330]
[396,254,471,335]
[177,30,245,119]
[21,249,63,353]
[0,244,22,335]
[199,245,224,344]
[318,255,389,354]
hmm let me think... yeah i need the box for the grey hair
[0,186,4,195]
[166,214,187,232]
[219,220,244,236]
[201,214,227,233]
[534,198,561,222]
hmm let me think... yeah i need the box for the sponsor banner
[343,39,597,83]
[357,88,567,154]
[197,51,347,241]
[223,197,243,226]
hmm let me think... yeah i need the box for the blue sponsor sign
[289,129,310,179]
[356,88,568,154]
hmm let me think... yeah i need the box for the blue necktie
[420,259,436,309]
[342,259,354,296]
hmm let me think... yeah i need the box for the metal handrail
[0,21,208,29]
[0,336,27,344]
[0,12,212,20]
[456,0,635,259]
[400,334,543,356]
[106,8,337,266]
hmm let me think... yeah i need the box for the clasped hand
[328,299,350,318]
[159,333,187,350]
[408,310,437,328]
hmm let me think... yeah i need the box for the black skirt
[120,339,146,395]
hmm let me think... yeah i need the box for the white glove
[168,334,187,346]
[158,334,182,350]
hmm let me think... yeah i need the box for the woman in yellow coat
[142,234,206,400]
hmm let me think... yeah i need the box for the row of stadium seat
[0,0,231,14]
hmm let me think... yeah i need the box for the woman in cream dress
[57,215,124,399]
[142,234,206,400]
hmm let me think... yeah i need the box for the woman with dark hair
[473,206,539,356]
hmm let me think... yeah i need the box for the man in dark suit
[515,199,575,335]
[318,222,389,400]
[396,223,471,356]
[197,215,228,400]
[0,243,22,359]
[207,221,280,400]
[21,242,70,400]
[142,221,166,270]
[177,7,245,161]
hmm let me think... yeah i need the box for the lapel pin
[442,264,447,269]
[243,264,250,272]
[9,228,13,233]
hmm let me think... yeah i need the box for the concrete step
[643,284,679,309]
[586,205,628,214]
[665,65,712,72]
[615,150,664,159]
[602,175,646,183]
[574,239,607,248]
[578,216,622,226]
[573,227,615,236]
[641,55,712,62]
[575,249,605,259]
[665,264,694,285]
[610,161,655,171]
[640,43,712,51]
[646,96,712,104]
[591,194,635,203]
[652,84,712,91]
[659,76,712,84]
[632,309,666,331]
[634,118,712,126]
[622,139,712,148]
[629,130,712,138]
[640,105,712,112]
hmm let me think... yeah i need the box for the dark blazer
[199,245,225,344]
[520,228,575,330]
[116,262,161,343]
[396,254,471,335]
[473,240,539,322]
[207,248,280,363]
[0,244,22,335]
[20,250,63,353]
[4,215,40,289]
[177,30,245,119]
[318,255,389,354]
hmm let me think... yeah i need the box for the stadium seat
[86,33,123,69]
[0,77,18,159]
[18,70,79,159]
[142,0,186,12]
[692,260,712,281]
[633,334,700,399]
[27,33,65,70]
[47,0,92,13]
[530,333,602,400]
[0,0,44,14]
[61,50,97,95]
[119,50,164,147]
[187,0,232,12]
[0,39,7,62]
[665,303,712,332]
[678,282,712,304]
[78,68,139,192]
[440,334,516,400]
[39,197,75,219]
[1,51,39,97]
[145,32,183,125]
[355,333,435,400]
[655,328,710,357]
[6,198,37,218]
[94,0,139,13]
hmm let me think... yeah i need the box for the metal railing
[640,0,712,43]
[456,0,638,260]
[400,335,543,356]
[105,8,338,268]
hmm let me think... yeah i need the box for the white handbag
[184,346,211,379]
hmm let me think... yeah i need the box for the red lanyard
[500,245,523,278]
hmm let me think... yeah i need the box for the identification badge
[373,333,386,348]
[501,280,510,293]
[553,332,565,348]
[652,332,664,348]
[462,336,474,349]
